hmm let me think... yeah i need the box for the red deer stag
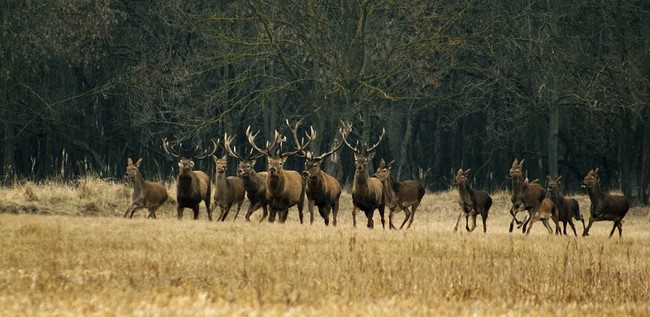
[375,159,425,230]
[516,178,559,234]
[581,168,630,238]
[340,121,386,229]
[223,133,269,222]
[294,131,343,226]
[508,159,546,233]
[162,138,216,220]
[212,138,246,221]
[246,120,313,223]
[546,175,585,236]
[452,168,492,232]
[123,157,168,219]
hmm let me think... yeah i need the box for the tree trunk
[547,102,559,178]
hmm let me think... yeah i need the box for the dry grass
[1,177,650,316]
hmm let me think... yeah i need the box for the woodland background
[2,1,650,204]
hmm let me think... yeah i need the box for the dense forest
[2,1,650,204]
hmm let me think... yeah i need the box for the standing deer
[162,138,216,221]
[212,138,246,221]
[223,133,269,222]
[546,175,585,236]
[508,158,546,233]
[246,119,313,223]
[581,168,630,238]
[375,159,425,230]
[123,157,169,219]
[453,168,492,233]
[289,127,344,226]
[340,121,386,229]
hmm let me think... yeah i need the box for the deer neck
[457,183,473,206]
[177,172,197,195]
[130,170,145,197]
[352,170,370,192]
[267,170,285,195]
[585,183,603,204]
[511,176,523,201]
[380,174,397,202]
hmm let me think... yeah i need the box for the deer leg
[467,214,477,232]
[192,206,200,220]
[405,203,419,230]
[582,217,595,236]
[177,206,184,220]
[218,206,227,222]
[308,200,316,224]
[481,211,488,233]
[388,208,398,230]
[609,220,623,238]
[268,209,277,223]
[205,199,212,221]
[365,210,374,229]
[124,203,137,218]
[279,209,289,223]
[568,219,577,236]
[244,202,257,222]
[541,219,554,234]
[320,206,330,226]
[331,201,339,227]
[399,207,411,230]
[297,202,304,225]
[260,204,269,222]
[453,212,463,232]
[232,202,244,221]
[525,214,538,235]
[148,206,160,219]
[352,206,359,228]
[378,205,386,229]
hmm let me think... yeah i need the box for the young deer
[546,175,585,236]
[123,157,168,219]
[453,168,492,232]
[581,168,630,238]
[246,119,313,223]
[296,132,343,226]
[223,133,269,222]
[340,121,386,229]
[212,138,246,221]
[516,178,559,234]
[508,159,546,233]
[375,159,425,230]
[162,138,216,220]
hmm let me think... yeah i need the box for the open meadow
[1,177,650,316]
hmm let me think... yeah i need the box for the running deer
[212,138,246,221]
[246,119,313,223]
[516,177,559,234]
[292,130,343,226]
[508,159,546,233]
[452,168,492,232]
[223,133,269,222]
[123,157,168,219]
[375,159,425,230]
[546,175,585,236]
[581,168,630,238]
[340,121,386,229]
[162,138,216,220]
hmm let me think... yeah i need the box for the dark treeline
[2,1,650,204]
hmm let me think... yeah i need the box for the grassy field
[1,177,650,316]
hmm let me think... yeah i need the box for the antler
[339,121,359,153]
[194,138,219,160]
[224,133,265,161]
[246,126,284,157]
[162,137,182,159]
[281,119,315,158]
[365,127,385,154]
[314,131,344,160]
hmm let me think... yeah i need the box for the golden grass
[1,177,650,316]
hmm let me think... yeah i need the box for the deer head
[340,121,385,175]
[297,130,343,179]
[374,158,395,181]
[507,158,524,180]
[581,168,599,189]
[453,168,471,187]
[125,157,143,179]
[223,133,265,177]
[546,175,563,194]
[162,137,218,174]
[246,119,315,176]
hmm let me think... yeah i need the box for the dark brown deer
[452,168,492,232]
[162,138,216,220]
[375,159,425,230]
[546,175,585,236]
[581,168,630,238]
[340,121,386,229]
[212,139,246,221]
[508,158,546,233]
[246,120,313,223]
[516,177,556,233]
[123,157,169,219]
[295,131,343,226]
[223,133,269,222]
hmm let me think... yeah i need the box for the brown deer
[340,121,386,229]
[516,177,558,234]
[508,159,546,233]
[296,132,343,226]
[546,175,585,236]
[521,193,560,235]
[162,138,216,220]
[123,157,169,219]
[375,159,425,230]
[452,168,492,233]
[212,138,246,221]
[246,120,313,223]
[581,168,630,238]
[223,133,269,222]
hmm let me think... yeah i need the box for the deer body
[546,176,585,236]
[124,158,168,219]
[453,168,492,232]
[304,167,342,226]
[516,178,553,233]
[523,197,559,235]
[508,159,546,233]
[581,168,629,237]
[376,159,424,230]
[213,155,246,221]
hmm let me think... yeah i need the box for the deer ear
[546,175,552,183]
[251,159,257,166]
[523,177,529,185]
[379,158,385,167]
[135,158,143,167]
[557,175,563,183]
[594,167,599,175]
[368,152,376,160]
[388,160,395,168]
[519,159,525,167]
[127,157,133,165]
[212,155,218,163]
[464,168,471,174]
[512,158,518,167]
[457,168,463,175]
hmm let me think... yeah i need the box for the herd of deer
[123,122,631,238]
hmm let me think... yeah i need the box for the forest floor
[1,177,649,316]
